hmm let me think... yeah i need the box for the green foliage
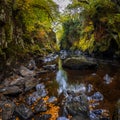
[0,0,59,58]
[14,0,59,32]
[60,0,120,55]
[60,18,82,49]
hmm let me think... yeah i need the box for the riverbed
[0,54,120,120]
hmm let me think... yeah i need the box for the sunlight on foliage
[0,0,59,58]
[60,0,120,55]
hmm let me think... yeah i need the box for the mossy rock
[62,57,97,70]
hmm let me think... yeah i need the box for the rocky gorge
[0,51,120,120]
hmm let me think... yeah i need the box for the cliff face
[0,0,23,52]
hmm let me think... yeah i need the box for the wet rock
[63,93,89,117]
[2,86,22,95]
[25,77,40,92]
[15,104,33,120]
[87,84,93,93]
[27,59,36,70]
[36,69,48,74]
[2,101,15,120]
[34,99,47,113]
[36,83,45,90]
[43,53,58,63]
[20,66,35,77]
[26,92,41,105]
[63,57,97,70]
[36,83,47,97]
[88,92,104,101]
[71,115,90,120]
[74,50,82,56]
[57,116,69,120]
[89,109,110,120]
[66,101,88,116]
[10,76,25,86]
[59,105,69,117]
[43,64,56,71]
[3,75,24,87]
[91,73,97,76]
[103,74,113,84]
[26,84,47,105]
[67,84,86,93]
[60,50,68,59]
[34,114,51,120]
[0,85,6,92]
[47,96,57,103]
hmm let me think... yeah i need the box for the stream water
[45,58,120,120]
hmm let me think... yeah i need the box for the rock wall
[0,0,23,54]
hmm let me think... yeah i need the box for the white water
[56,59,87,95]
[56,59,68,94]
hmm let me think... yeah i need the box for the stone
[62,57,97,70]
[47,96,57,103]
[88,92,104,101]
[2,101,15,120]
[89,109,110,120]
[15,104,33,120]
[71,115,90,120]
[3,75,24,87]
[2,86,22,95]
[34,99,47,113]
[27,59,36,70]
[10,76,25,86]
[62,92,89,117]
[25,77,40,92]
[20,66,35,77]
[36,83,47,97]
[26,92,41,105]
[34,114,51,120]
[57,116,69,120]
[43,64,56,71]
[43,53,58,63]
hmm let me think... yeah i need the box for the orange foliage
[43,96,60,120]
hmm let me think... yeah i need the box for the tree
[60,0,120,56]
[0,0,59,58]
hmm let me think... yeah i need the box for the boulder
[19,66,35,77]
[15,104,33,120]
[60,92,89,117]
[62,57,97,70]
[2,86,22,96]
[24,77,40,92]
[34,99,47,113]
[2,101,15,120]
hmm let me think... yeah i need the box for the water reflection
[56,58,68,95]
[55,58,113,120]
[56,59,87,95]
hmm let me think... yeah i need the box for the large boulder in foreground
[62,57,97,70]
